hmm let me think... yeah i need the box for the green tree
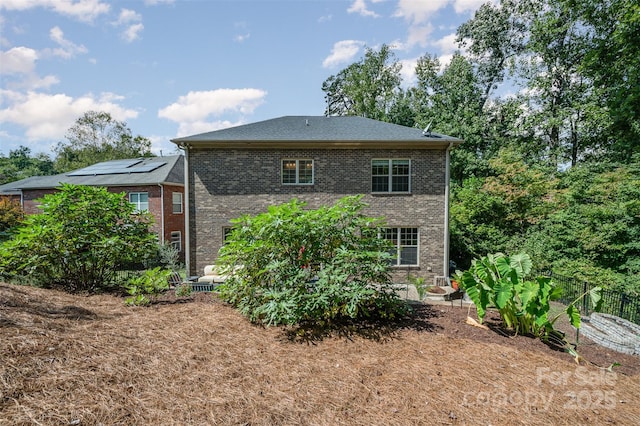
[217,196,408,326]
[523,158,640,293]
[54,111,153,172]
[410,53,499,181]
[570,0,640,160]
[0,146,55,185]
[322,44,402,122]
[0,184,158,292]
[456,0,530,108]
[450,149,556,268]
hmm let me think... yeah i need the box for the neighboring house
[0,155,185,260]
[172,116,462,284]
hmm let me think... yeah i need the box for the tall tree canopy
[0,146,54,185]
[321,44,402,122]
[54,111,153,172]
[320,0,640,292]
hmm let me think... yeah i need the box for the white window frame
[371,159,411,193]
[282,159,314,185]
[172,192,183,214]
[383,227,419,266]
[129,192,149,212]
[170,231,182,252]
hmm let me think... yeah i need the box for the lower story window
[170,231,182,252]
[383,227,419,266]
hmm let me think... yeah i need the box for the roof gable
[171,116,462,148]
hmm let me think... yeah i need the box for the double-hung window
[129,192,149,212]
[372,159,410,193]
[170,231,182,252]
[172,192,183,214]
[282,159,314,185]
[383,227,419,266]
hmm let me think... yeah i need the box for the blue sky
[0,0,487,157]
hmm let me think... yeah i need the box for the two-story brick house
[0,155,185,260]
[172,116,462,284]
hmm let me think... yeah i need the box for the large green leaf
[494,280,513,309]
[519,280,539,309]
[566,305,581,329]
[510,253,532,278]
[494,254,512,280]
[589,286,603,311]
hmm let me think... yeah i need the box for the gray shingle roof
[0,155,183,193]
[171,116,462,144]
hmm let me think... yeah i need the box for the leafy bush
[124,267,170,306]
[0,198,24,242]
[0,184,158,292]
[455,252,602,341]
[217,195,408,326]
[175,282,193,298]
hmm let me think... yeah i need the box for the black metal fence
[546,272,640,325]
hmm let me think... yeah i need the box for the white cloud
[405,23,434,49]
[453,0,494,14]
[234,33,250,42]
[347,0,379,18]
[44,26,88,59]
[0,46,38,74]
[432,33,459,54]
[0,0,111,23]
[158,88,267,135]
[116,8,142,25]
[172,119,246,138]
[143,0,175,5]
[122,23,144,43]
[322,40,365,68]
[399,57,419,87]
[0,90,138,140]
[393,0,449,24]
[113,8,144,42]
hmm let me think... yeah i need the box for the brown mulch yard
[1,282,639,425]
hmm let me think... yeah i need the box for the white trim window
[282,159,314,185]
[129,192,149,212]
[170,231,182,252]
[383,227,419,266]
[372,159,410,193]
[172,192,183,214]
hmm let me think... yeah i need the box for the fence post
[620,293,628,319]
[582,281,589,317]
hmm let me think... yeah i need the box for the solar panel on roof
[67,159,143,176]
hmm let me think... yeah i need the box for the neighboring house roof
[172,116,463,148]
[0,155,184,193]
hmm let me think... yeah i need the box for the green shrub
[217,195,408,326]
[0,184,158,292]
[124,267,170,306]
[175,282,192,298]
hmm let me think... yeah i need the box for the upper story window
[383,227,419,266]
[282,159,314,185]
[372,159,410,193]
[129,192,149,212]
[172,192,183,214]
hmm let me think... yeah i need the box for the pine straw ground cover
[1,282,639,426]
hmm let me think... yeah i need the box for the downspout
[444,142,453,279]
[183,146,191,275]
[158,184,165,245]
